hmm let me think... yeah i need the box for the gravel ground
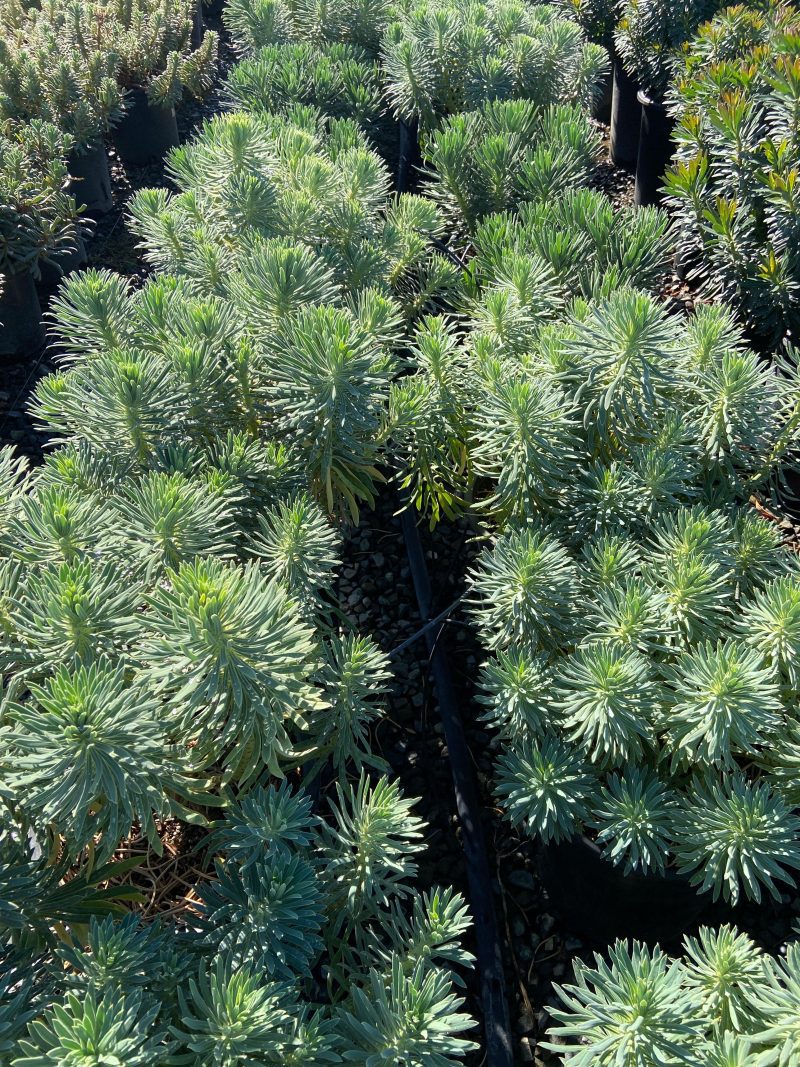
[338,495,510,1062]
[589,121,635,209]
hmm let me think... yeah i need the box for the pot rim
[556,832,695,889]
[637,88,667,110]
[68,139,107,160]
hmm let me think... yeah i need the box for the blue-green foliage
[475,493,800,903]
[421,98,602,232]
[547,927,800,1065]
[6,780,476,1065]
[381,0,609,127]
[226,42,384,126]
[396,285,800,530]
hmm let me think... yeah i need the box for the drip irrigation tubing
[396,116,513,1066]
[399,502,513,1067]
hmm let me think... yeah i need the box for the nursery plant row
[2,0,800,1064]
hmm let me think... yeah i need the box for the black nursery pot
[634,91,676,208]
[68,141,114,216]
[609,61,641,172]
[191,0,205,48]
[592,67,613,126]
[0,270,45,359]
[36,236,89,293]
[203,0,223,17]
[113,88,180,167]
[397,118,421,194]
[538,835,707,947]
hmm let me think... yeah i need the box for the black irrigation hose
[399,503,513,1067]
[395,119,512,1067]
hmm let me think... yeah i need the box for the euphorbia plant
[420,98,602,234]
[4,778,477,1064]
[664,0,800,346]
[225,42,384,127]
[547,926,800,1064]
[74,0,219,108]
[477,507,800,904]
[127,108,467,517]
[614,0,724,100]
[0,119,79,277]
[391,190,673,521]
[223,0,393,56]
[0,31,483,1049]
[399,282,800,904]
[0,0,125,153]
[381,0,610,130]
[0,262,409,850]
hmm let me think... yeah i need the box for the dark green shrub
[664,0,800,346]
